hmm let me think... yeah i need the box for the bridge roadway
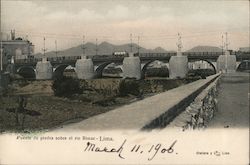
[51,73,220,131]
[14,51,250,68]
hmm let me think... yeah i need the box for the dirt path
[208,72,249,128]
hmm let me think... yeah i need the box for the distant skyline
[1,0,249,53]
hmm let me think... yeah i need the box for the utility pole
[221,34,224,55]
[42,37,48,61]
[0,35,2,71]
[27,35,31,60]
[225,32,229,51]
[224,32,229,72]
[55,40,58,59]
[95,38,98,56]
[137,36,140,56]
[130,33,133,53]
[81,35,86,56]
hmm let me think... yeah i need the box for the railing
[14,51,250,64]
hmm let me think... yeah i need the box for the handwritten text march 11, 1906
[84,139,178,161]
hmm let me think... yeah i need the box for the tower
[176,33,183,56]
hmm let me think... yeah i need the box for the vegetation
[145,68,169,77]
[187,69,215,79]
[118,79,141,96]
[0,77,195,132]
[52,76,83,97]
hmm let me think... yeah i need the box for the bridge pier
[169,53,188,79]
[75,56,95,79]
[217,51,236,73]
[35,57,53,80]
[122,53,141,80]
[169,33,188,79]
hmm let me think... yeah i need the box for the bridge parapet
[14,51,250,65]
[54,73,221,131]
[166,74,220,130]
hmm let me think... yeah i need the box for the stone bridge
[10,51,250,79]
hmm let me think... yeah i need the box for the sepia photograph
[0,0,249,164]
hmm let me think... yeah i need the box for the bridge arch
[189,59,217,74]
[53,64,75,79]
[17,66,36,79]
[237,60,250,71]
[95,62,113,78]
[141,60,169,78]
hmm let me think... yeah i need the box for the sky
[1,0,249,53]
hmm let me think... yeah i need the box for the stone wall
[167,75,220,130]
[79,78,196,97]
[80,79,121,97]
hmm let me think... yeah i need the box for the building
[239,47,250,53]
[0,30,35,67]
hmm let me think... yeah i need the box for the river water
[208,72,249,128]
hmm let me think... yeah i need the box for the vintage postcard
[0,0,249,164]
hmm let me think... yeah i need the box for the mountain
[153,47,171,53]
[34,42,170,58]
[186,46,222,52]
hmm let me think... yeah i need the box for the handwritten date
[84,139,177,161]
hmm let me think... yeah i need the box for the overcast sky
[1,0,249,53]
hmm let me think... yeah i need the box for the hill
[186,46,222,52]
[34,42,170,58]
[153,47,169,53]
